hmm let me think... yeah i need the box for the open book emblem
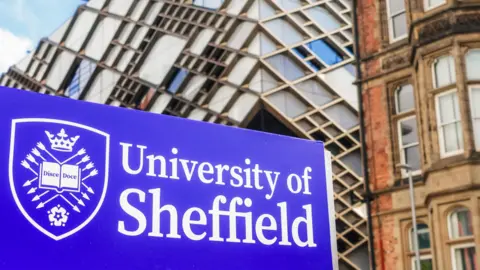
[9,119,109,240]
[39,162,82,192]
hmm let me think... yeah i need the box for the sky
[0,0,84,73]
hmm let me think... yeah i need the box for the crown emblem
[45,129,80,152]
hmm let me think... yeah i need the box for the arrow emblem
[60,195,80,213]
[76,155,90,165]
[36,142,60,163]
[82,182,95,194]
[69,193,85,207]
[81,192,90,200]
[61,148,86,165]
[21,160,38,176]
[32,190,49,202]
[82,169,98,182]
[36,194,59,209]
[23,177,38,187]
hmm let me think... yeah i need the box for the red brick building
[355,0,480,269]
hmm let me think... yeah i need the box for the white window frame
[469,85,480,150]
[465,49,480,81]
[450,242,476,270]
[435,89,464,158]
[397,115,421,177]
[411,254,433,270]
[424,0,447,12]
[447,207,472,239]
[386,0,408,43]
[395,85,415,114]
[432,55,456,89]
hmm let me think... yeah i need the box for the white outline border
[324,150,339,270]
[9,118,110,241]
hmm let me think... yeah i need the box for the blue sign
[0,86,337,270]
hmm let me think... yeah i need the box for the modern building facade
[357,0,480,269]
[0,0,369,269]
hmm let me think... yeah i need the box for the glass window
[138,35,187,86]
[340,150,363,177]
[398,116,421,172]
[166,69,188,94]
[247,0,276,20]
[425,0,446,11]
[436,91,463,157]
[306,39,345,66]
[387,0,407,41]
[265,53,306,81]
[295,79,334,107]
[83,69,120,104]
[305,6,343,32]
[274,0,302,11]
[396,84,415,113]
[410,223,431,251]
[228,21,256,50]
[466,50,480,81]
[227,57,258,85]
[65,60,96,99]
[45,50,76,90]
[324,102,359,131]
[85,17,122,61]
[266,90,308,118]
[433,55,456,88]
[64,10,98,52]
[412,256,433,270]
[193,0,224,10]
[470,87,480,149]
[449,208,473,239]
[452,244,477,270]
[264,18,304,46]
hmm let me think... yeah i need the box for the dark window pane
[411,224,430,250]
[416,258,433,270]
[417,231,431,249]
[166,68,188,94]
[453,247,476,270]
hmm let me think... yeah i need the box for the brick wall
[362,82,398,269]
[356,0,398,269]
[356,0,381,57]
[372,211,398,269]
[362,85,392,191]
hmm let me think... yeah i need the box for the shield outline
[8,118,110,241]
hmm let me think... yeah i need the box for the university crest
[8,118,110,240]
